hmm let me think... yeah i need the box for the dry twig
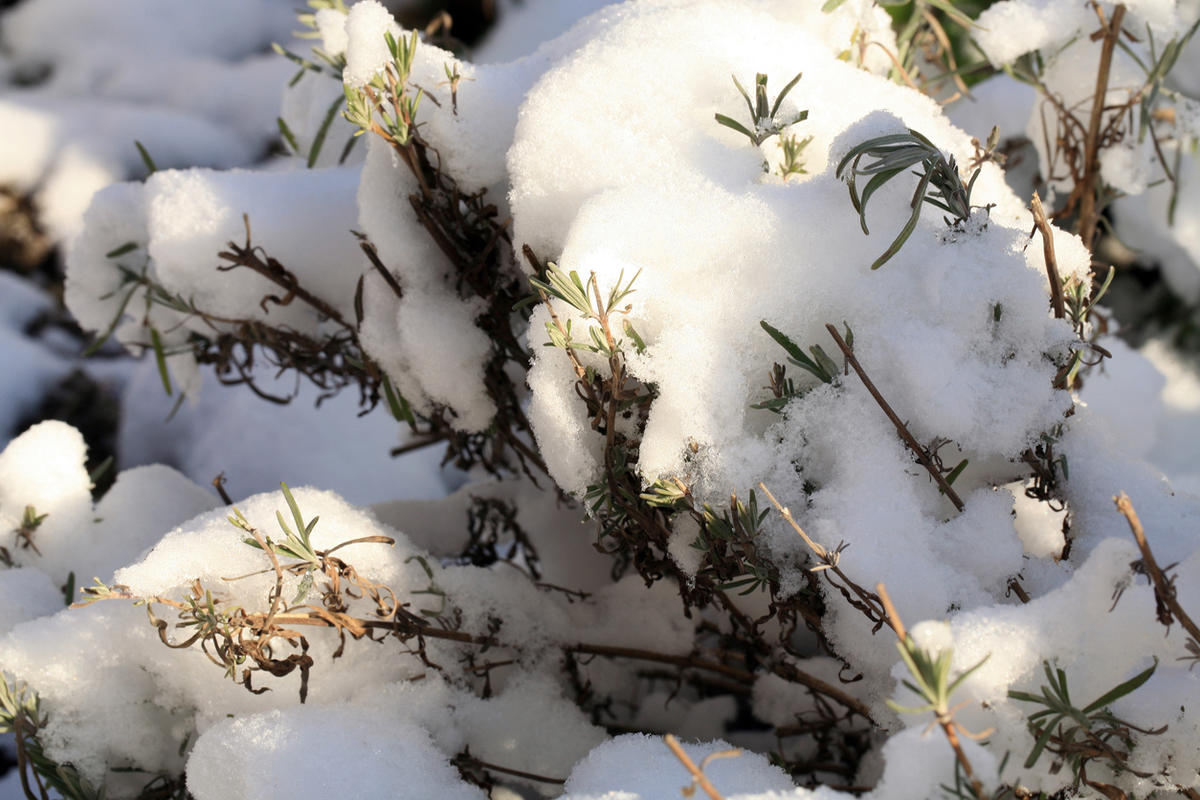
[1115,493,1200,656]
[1031,192,1066,319]
[876,583,988,800]
[824,325,965,511]
[664,733,738,800]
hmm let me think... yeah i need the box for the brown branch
[824,325,965,512]
[570,643,754,683]
[218,215,354,331]
[664,734,729,800]
[769,660,876,723]
[876,583,987,800]
[13,720,49,800]
[454,752,565,785]
[1115,493,1200,645]
[573,641,873,721]
[1031,192,1066,319]
[357,238,404,300]
[758,482,893,636]
[1078,3,1127,250]
[212,473,234,505]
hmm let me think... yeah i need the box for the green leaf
[104,241,139,259]
[715,113,756,141]
[760,320,808,364]
[62,571,75,606]
[381,374,416,426]
[770,72,804,119]
[1082,659,1157,714]
[1024,712,1065,768]
[149,326,172,397]
[923,0,979,30]
[624,319,647,354]
[337,131,361,165]
[946,653,989,695]
[281,483,308,545]
[871,167,932,269]
[134,140,157,174]
[856,166,908,234]
[943,459,968,487]
[276,117,300,155]
[821,0,849,12]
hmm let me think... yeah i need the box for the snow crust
[4,0,1200,798]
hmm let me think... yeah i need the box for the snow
[3,0,1200,797]
[187,706,486,800]
[560,734,795,799]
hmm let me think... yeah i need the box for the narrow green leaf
[276,117,300,154]
[1024,712,1064,768]
[1082,659,1157,714]
[715,113,756,141]
[337,132,360,165]
[855,167,907,234]
[770,72,804,119]
[148,326,172,396]
[104,242,139,259]
[62,571,75,606]
[946,653,989,695]
[381,374,416,426]
[943,459,969,487]
[623,319,647,354]
[293,571,314,604]
[923,0,978,29]
[760,320,808,364]
[134,140,157,174]
[307,97,340,168]
[281,482,307,542]
[870,168,931,269]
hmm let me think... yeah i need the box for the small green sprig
[1,677,101,800]
[531,263,644,358]
[716,71,808,147]
[697,491,772,595]
[1008,659,1161,776]
[877,584,991,800]
[754,322,846,413]
[887,631,989,721]
[640,477,691,510]
[836,129,980,269]
[759,320,840,385]
[777,133,814,180]
[233,483,322,569]
[343,30,424,147]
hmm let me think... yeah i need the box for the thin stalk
[1078,3,1127,250]
[664,734,727,800]
[825,325,965,511]
[877,583,987,800]
[1115,493,1200,644]
[1031,192,1066,319]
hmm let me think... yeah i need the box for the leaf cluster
[695,491,774,595]
[888,638,988,720]
[343,30,423,147]
[1008,660,1163,789]
[1,677,101,800]
[836,129,980,268]
[234,483,321,569]
[753,321,843,412]
[715,71,808,147]
[531,263,644,359]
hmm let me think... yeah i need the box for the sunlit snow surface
[1,0,1199,797]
